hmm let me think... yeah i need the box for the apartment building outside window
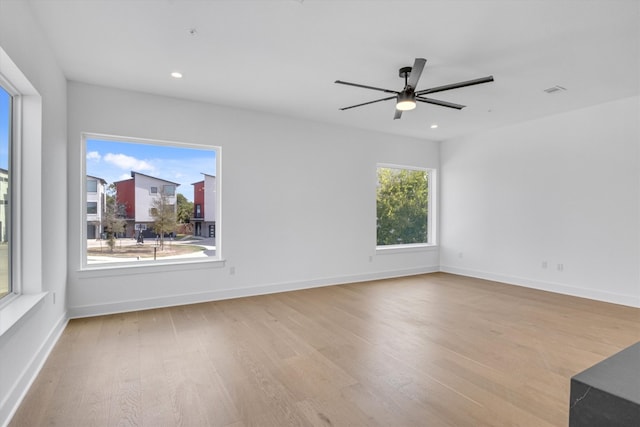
[83,135,219,267]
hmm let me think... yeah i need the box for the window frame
[0,46,47,336]
[80,133,223,272]
[375,163,437,253]
[0,81,13,303]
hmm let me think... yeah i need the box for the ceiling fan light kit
[335,58,494,120]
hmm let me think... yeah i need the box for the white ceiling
[27,0,640,141]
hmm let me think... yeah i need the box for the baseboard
[440,265,640,308]
[69,266,440,318]
[1,312,68,427]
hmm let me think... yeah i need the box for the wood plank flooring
[9,273,640,426]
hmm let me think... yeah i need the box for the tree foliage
[176,193,193,224]
[150,190,177,250]
[103,184,127,252]
[376,168,428,245]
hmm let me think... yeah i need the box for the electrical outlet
[230,266,236,275]
[542,261,548,269]
[557,263,564,272]
[369,256,373,262]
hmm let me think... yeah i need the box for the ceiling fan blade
[407,58,426,89]
[394,109,403,120]
[416,76,494,96]
[335,80,399,94]
[416,97,466,110]
[339,95,397,111]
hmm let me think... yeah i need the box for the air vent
[544,85,567,94]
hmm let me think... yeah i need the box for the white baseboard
[440,265,640,308]
[1,312,68,427]
[69,266,440,318]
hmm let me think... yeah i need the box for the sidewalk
[86,235,217,263]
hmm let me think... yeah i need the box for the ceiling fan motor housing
[396,90,416,111]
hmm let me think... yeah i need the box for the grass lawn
[87,243,205,258]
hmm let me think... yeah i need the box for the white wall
[0,2,68,425]
[440,96,640,307]
[204,174,215,222]
[67,82,441,317]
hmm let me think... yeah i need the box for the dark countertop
[572,342,640,405]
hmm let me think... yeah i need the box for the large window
[83,135,219,267]
[0,85,11,299]
[376,165,434,248]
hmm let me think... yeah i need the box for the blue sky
[87,139,216,201]
[0,87,9,170]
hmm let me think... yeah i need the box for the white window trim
[0,47,47,336]
[80,132,224,271]
[375,163,438,253]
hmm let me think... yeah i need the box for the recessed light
[430,124,438,129]
[171,72,183,79]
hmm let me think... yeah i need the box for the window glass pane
[85,137,217,265]
[376,166,428,246]
[86,178,97,192]
[163,185,176,196]
[87,202,98,214]
[0,85,10,298]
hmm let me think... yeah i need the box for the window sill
[376,243,438,255]
[0,292,47,337]
[77,258,226,278]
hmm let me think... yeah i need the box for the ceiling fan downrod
[399,66,412,89]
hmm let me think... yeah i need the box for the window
[87,202,98,215]
[86,178,97,192]
[163,185,175,196]
[83,135,219,267]
[0,84,11,299]
[376,165,434,248]
[0,46,45,328]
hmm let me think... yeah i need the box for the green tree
[376,168,428,245]
[103,184,127,252]
[176,193,193,224]
[150,189,177,250]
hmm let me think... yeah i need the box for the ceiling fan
[335,58,494,120]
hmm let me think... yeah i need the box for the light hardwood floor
[10,273,640,426]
